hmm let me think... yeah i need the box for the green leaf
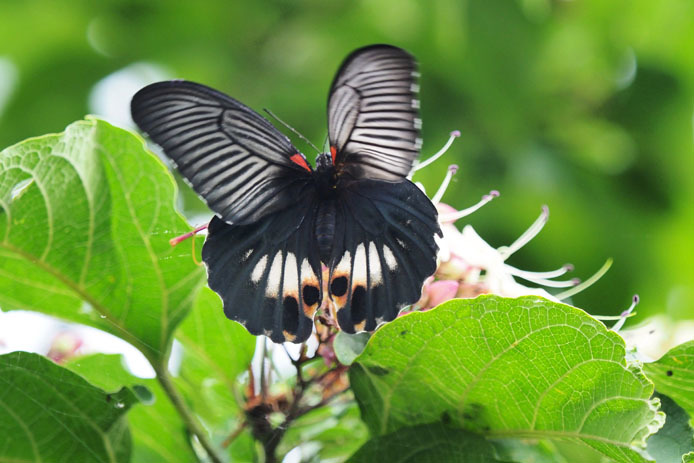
[350,296,664,463]
[278,399,369,461]
[346,422,509,463]
[492,439,567,463]
[177,286,255,391]
[65,353,198,463]
[175,286,256,455]
[643,341,694,416]
[645,394,694,463]
[0,351,137,463]
[333,331,371,365]
[0,118,205,362]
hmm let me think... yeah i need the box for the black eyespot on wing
[328,45,421,182]
[331,276,348,297]
[302,285,320,306]
[351,286,367,324]
[282,296,300,336]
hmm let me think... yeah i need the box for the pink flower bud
[424,280,460,309]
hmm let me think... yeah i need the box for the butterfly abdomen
[315,199,336,264]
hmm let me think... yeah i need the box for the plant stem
[152,361,224,463]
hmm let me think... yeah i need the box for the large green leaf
[645,394,694,463]
[346,423,509,463]
[350,296,664,463]
[643,341,694,416]
[0,351,137,463]
[0,118,205,361]
[64,353,199,463]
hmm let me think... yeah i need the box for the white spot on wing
[266,252,283,297]
[251,255,268,283]
[335,250,351,274]
[383,245,398,270]
[368,242,383,285]
[353,243,367,284]
[241,248,253,262]
[414,118,422,130]
[282,252,299,294]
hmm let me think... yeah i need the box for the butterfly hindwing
[328,179,441,333]
[131,80,312,225]
[328,45,421,181]
[202,192,323,343]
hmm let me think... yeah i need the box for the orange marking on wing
[330,146,337,163]
[301,275,321,318]
[329,272,350,310]
[290,153,311,171]
[353,320,366,332]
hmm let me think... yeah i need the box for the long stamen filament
[505,266,578,287]
[503,263,573,280]
[169,223,209,247]
[431,165,458,204]
[439,190,500,223]
[555,258,613,300]
[498,206,549,260]
[611,295,640,332]
[411,130,461,175]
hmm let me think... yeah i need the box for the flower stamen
[505,265,579,287]
[498,205,549,260]
[555,258,613,300]
[439,190,500,224]
[410,130,461,175]
[431,164,458,204]
[611,295,639,332]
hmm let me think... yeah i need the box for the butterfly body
[132,45,441,343]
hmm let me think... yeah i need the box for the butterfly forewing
[328,179,440,333]
[328,45,421,181]
[131,80,312,225]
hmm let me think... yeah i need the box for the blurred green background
[1,0,692,322]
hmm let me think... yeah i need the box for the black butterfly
[131,45,441,343]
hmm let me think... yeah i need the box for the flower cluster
[410,131,602,312]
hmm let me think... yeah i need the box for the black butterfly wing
[327,45,421,181]
[202,188,323,343]
[328,179,440,333]
[131,80,313,225]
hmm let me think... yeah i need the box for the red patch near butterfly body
[290,153,311,172]
[330,146,337,163]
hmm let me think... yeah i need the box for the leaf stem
[152,360,224,463]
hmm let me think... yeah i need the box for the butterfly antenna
[264,108,322,155]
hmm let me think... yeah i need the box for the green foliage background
[1,0,691,321]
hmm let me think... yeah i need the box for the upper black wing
[327,179,440,333]
[131,80,313,225]
[327,45,421,181]
[202,187,323,343]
